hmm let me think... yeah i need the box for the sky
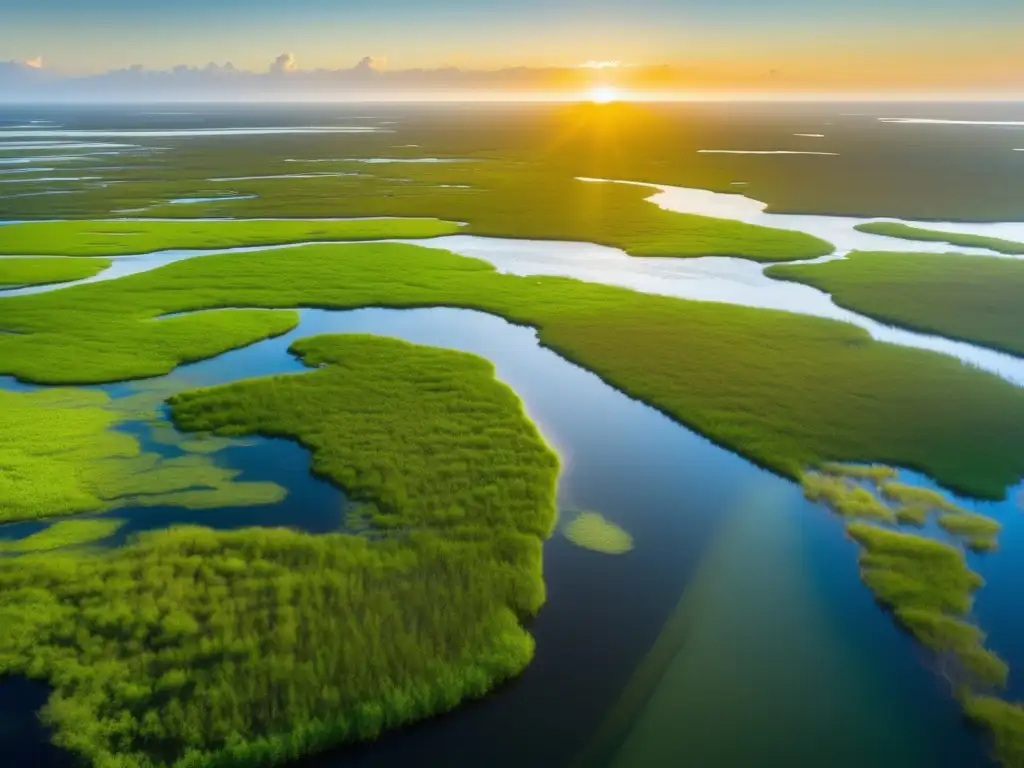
[2,0,1023,97]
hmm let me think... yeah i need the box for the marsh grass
[843,522,1007,692]
[801,472,895,522]
[0,160,834,262]
[821,462,897,485]
[767,251,1024,358]
[0,256,111,287]
[807,467,1010,707]
[881,482,963,513]
[0,388,286,524]
[563,512,634,555]
[964,696,1024,768]
[0,334,560,768]
[846,523,983,615]
[0,519,126,554]
[895,505,929,526]
[0,218,461,258]
[939,513,1002,552]
[854,222,1024,255]
[4,239,1024,497]
[896,609,1008,687]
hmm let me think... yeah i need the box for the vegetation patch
[0,388,286,524]
[894,505,929,526]
[0,334,560,767]
[3,240,1024,497]
[964,695,1024,768]
[0,519,126,554]
[563,511,634,554]
[896,609,1007,687]
[801,472,895,521]
[808,466,1015,762]
[766,251,1024,357]
[939,513,1002,552]
[845,522,1004,688]
[820,462,897,485]
[0,218,461,257]
[148,424,256,455]
[880,482,963,513]
[855,222,1024,255]
[846,523,983,615]
[0,257,111,287]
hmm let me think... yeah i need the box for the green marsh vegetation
[766,251,1024,358]
[0,388,285,524]
[1,167,835,262]
[203,163,835,262]
[854,222,1024,256]
[937,513,1002,552]
[11,103,1024,222]
[0,218,461,258]
[801,471,895,522]
[0,334,560,767]
[563,512,634,555]
[964,696,1024,768]
[4,238,1024,497]
[0,257,111,287]
[804,465,1019,761]
[820,462,897,485]
[845,523,1006,688]
[0,519,126,554]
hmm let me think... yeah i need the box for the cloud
[19,56,44,69]
[580,61,621,69]
[269,52,297,75]
[352,56,386,73]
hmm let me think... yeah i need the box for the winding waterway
[4,219,1024,386]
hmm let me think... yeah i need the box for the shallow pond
[0,307,999,767]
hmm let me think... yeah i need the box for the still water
[0,307,995,767]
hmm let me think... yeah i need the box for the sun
[588,86,619,104]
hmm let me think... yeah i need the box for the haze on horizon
[2,0,1023,101]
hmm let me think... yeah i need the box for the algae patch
[564,511,634,555]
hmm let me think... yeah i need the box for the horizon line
[3,92,1024,106]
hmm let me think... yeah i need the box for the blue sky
[4,0,1022,75]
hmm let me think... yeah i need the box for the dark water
[0,307,994,767]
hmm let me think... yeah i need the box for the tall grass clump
[0,334,560,767]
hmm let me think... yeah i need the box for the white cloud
[20,56,44,69]
[580,60,621,69]
[269,52,297,75]
[353,56,386,73]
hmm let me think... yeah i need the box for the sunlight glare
[588,86,619,104]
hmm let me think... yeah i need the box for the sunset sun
[588,85,620,103]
